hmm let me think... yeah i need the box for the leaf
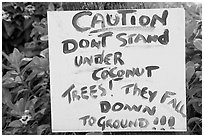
[21,56,40,75]
[56,7,64,11]
[37,124,50,135]
[9,48,24,70]
[186,66,195,82]
[3,20,15,37]
[48,2,55,11]
[192,101,202,114]
[10,110,22,117]
[8,120,23,127]
[40,35,48,41]
[187,98,202,106]
[185,20,197,41]
[22,57,33,62]
[39,108,46,115]
[26,69,39,81]
[191,54,201,64]
[185,46,194,56]
[185,3,202,21]
[14,76,22,83]
[195,71,202,81]
[24,18,34,30]
[2,88,11,101]
[31,56,41,65]
[2,88,12,105]
[24,41,37,49]
[188,117,201,125]
[193,39,202,50]
[13,89,28,103]
[2,77,16,88]
[20,57,32,67]
[40,18,47,25]
[15,98,26,115]
[187,87,202,98]
[33,25,47,35]
[186,61,194,68]
[2,70,18,88]
[2,2,14,8]
[31,97,38,104]
[30,27,38,37]
[27,56,49,71]
[25,97,38,114]
[2,117,6,128]
[40,48,49,58]
[2,51,10,62]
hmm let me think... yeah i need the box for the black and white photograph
[1,1,202,135]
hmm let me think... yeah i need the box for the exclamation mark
[131,16,136,25]
[109,80,113,90]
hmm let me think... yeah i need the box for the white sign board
[48,8,186,132]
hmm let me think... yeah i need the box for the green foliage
[2,2,202,135]
[2,47,50,134]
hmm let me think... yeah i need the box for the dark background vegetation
[2,2,202,135]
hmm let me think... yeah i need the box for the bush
[2,2,202,135]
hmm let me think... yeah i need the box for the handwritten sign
[48,8,186,132]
